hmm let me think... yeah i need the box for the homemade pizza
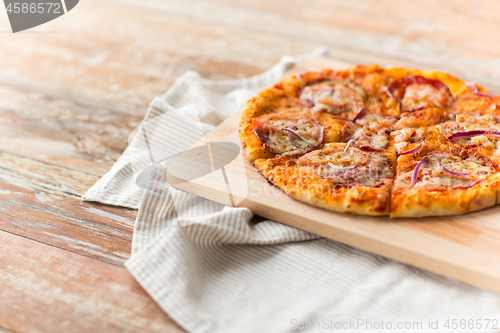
[239,64,500,218]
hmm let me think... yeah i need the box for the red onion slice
[397,144,422,157]
[282,128,303,148]
[352,107,365,123]
[383,86,401,112]
[343,139,355,154]
[410,157,428,187]
[448,130,500,140]
[439,163,471,177]
[301,90,315,107]
[295,72,305,85]
[385,86,399,103]
[465,82,496,98]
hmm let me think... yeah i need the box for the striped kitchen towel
[84,48,500,333]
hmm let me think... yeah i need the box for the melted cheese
[355,114,397,135]
[398,153,495,191]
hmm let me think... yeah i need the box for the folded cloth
[84,48,500,333]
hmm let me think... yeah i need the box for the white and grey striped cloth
[84,49,500,333]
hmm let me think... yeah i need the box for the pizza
[239,64,500,218]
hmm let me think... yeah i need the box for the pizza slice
[390,140,500,218]
[255,142,396,215]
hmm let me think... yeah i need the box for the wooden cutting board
[168,58,500,294]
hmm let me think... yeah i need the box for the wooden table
[0,1,499,331]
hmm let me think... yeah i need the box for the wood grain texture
[169,58,500,295]
[0,83,141,176]
[0,150,137,265]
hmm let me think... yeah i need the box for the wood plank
[0,150,136,265]
[0,230,185,333]
[0,83,142,176]
[0,150,99,197]
[169,58,500,294]
[111,0,500,91]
